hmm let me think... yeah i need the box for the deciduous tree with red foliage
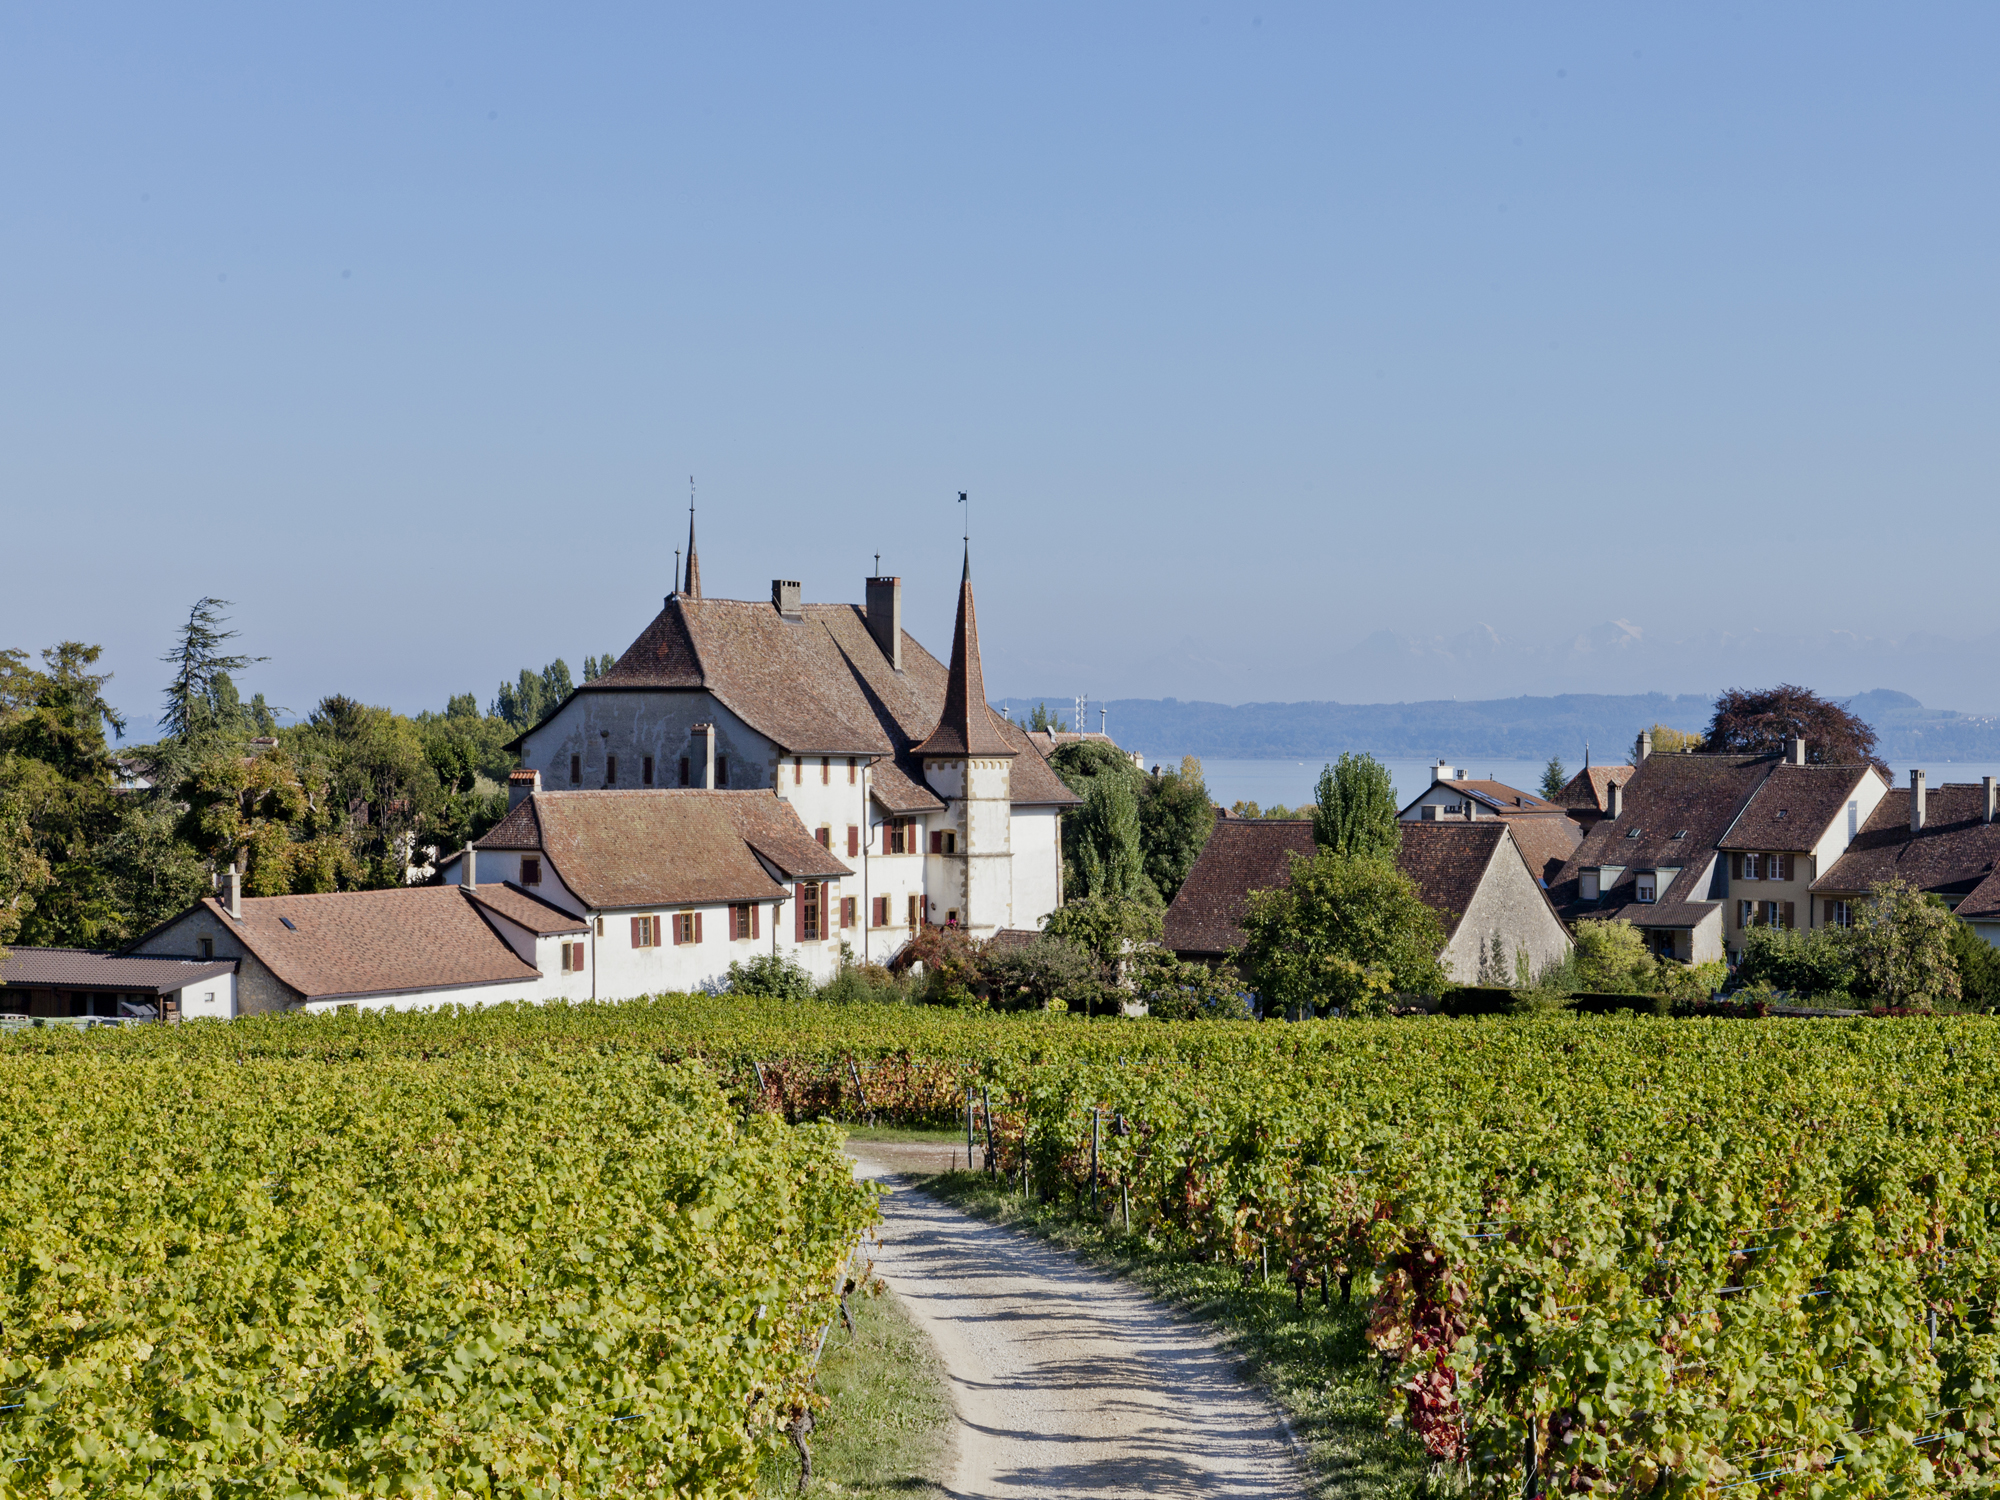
[1702,683,1886,772]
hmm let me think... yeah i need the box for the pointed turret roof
[683,504,702,599]
[914,547,1015,759]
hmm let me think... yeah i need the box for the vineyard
[0,1036,875,1497]
[7,998,2000,1495]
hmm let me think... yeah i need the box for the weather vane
[958,490,969,545]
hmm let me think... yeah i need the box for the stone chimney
[1606,780,1623,820]
[225,866,242,921]
[463,842,477,891]
[508,768,541,811]
[1463,798,1476,821]
[866,576,903,671]
[1911,769,1927,833]
[1985,776,1996,826]
[1433,758,1452,783]
[1638,730,1653,762]
[772,579,802,620]
[693,723,716,789]
[1787,736,1806,766]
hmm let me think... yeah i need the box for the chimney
[508,768,541,811]
[866,575,903,670]
[1787,736,1806,767]
[1463,798,1476,821]
[1986,776,1996,826]
[225,866,242,921]
[693,723,716,789]
[1433,758,1451,783]
[772,579,802,619]
[1606,781,1623,820]
[463,842,477,891]
[1911,769,1927,833]
[1638,730,1653,763]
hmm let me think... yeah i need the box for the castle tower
[913,545,1016,934]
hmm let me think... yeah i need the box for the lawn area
[919,1166,1428,1500]
[758,1278,955,1499]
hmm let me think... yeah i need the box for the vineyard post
[982,1083,995,1177]
[751,1057,768,1110]
[846,1056,871,1126]
[964,1085,974,1171]
[1091,1109,1101,1211]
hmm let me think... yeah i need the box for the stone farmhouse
[1547,738,1890,964]
[1163,818,1573,984]
[122,536,1077,1014]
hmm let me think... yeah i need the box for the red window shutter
[671,914,682,945]
[752,902,760,938]
[630,916,641,946]
[795,885,806,941]
[1782,853,1794,881]
[729,904,739,941]
[694,912,703,943]
[930,831,942,854]
[847,825,859,857]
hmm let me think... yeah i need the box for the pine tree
[1540,755,1567,800]
[159,599,263,742]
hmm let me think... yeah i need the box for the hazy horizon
[7,5,1998,724]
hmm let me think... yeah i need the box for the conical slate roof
[913,548,1015,759]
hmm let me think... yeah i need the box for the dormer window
[1635,872,1657,904]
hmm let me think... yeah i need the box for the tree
[1238,850,1447,1018]
[1312,753,1400,861]
[1539,756,1567,800]
[1947,920,2000,1013]
[1631,723,1701,760]
[1737,925,1857,999]
[1138,756,1216,903]
[1570,918,1657,994]
[1041,894,1164,970]
[1704,685,1884,771]
[982,935,1106,1012]
[1849,878,1960,1009]
[159,599,263,742]
[1127,947,1252,1020]
[1230,800,1306,820]
[287,696,446,885]
[492,660,576,730]
[1050,741,1158,904]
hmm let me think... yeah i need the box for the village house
[1813,773,2000,944]
[0,947,239,1024]
[1397,759,1582,886]
[114,534,1074,1015]
[1162,818,1573,985]
[1547,738,1888,964]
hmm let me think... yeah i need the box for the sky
[5,4,1998,737]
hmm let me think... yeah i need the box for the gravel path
[848,1144,1303,1500]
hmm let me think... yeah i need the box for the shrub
[1127,947,1252,1021]
[816,960,911,1005]
[1570,918,1657,994]
[1946,919,2000,1013]
[1737,925,1855,999]
[726,952,815,1001]
[981,935,1108,1013]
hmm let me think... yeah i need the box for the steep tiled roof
[1548,753,1774,921]
[3,947,237,994]
[1503,812,1584,887]
[1427,778,1559,814]
[1814,786,2000,902]
[1555,764,1636,814]
[1162,820,1316,956]
[1719,764,1881,853]
[481,790,852,910]
[1161,821,1509,957]
[914,551,1016,760]
[191,888,542,1003]
[464,882,590,936]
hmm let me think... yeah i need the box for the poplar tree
[1311,752,1400,861]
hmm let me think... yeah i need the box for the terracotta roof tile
[2,947,237,994]
[1554,764,1636,813]
[1161,820,1509,956]
[196,888,542,1002]
[1815,785,2000,902]
[1719,764,1881,853]
[1549,753,1773,918]
[481,790,852,910]
[1503,812,1584,886]
[463,882,590,935]
[913,553,1015,760]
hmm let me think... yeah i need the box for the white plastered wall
[176,974,238,1020]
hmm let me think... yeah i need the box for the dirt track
[848,1143,1302,1500]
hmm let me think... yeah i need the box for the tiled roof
[1554,764,1636,814]
[1814,786,2000,902]
[1428,778,1558,814]
[192,888,542,1002]
[1161,820,1316,956]
[1548,753,1774,920]
[914,553,1016,760]
[1503,812,1584,887]
[1956,867,2000,922]
[2,947,237,994]
[464,881,590,936]
[1161,820,1508,957]
[481,790,852,910]
[1719,764,1881,853]
[985,928,1044,954]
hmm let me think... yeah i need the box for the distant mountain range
[992,689,2000,765]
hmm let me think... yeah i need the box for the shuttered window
[847,757,858,784]
[841,897,856,929]
[630,915,661,948]
[821,757,830,784]
[929,831,942,854]
[908,894,919,928]
[730,902,760,940]
[1781,901,1795,930]
[673,912,701,945]
[817,827,832,848]
[847,825,859,857]
[561,941,586,973]
[872,895,888,927]
[796,883,822,941]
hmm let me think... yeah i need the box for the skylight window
[1625,827,1643,839]
[280,917,297,931]
[1671,829,1687,840]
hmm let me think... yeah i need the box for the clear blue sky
[5,4,1997,735]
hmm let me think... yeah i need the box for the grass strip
[759,1277,955,1498]
[918,1166,1429,1500]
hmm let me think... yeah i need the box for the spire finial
[957,491,970,579]
[874,552,881,576]
[683,476,702,599]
